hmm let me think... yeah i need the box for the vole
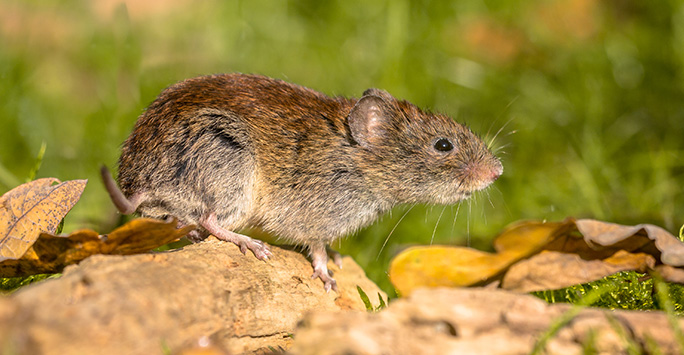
[101,73,503,292]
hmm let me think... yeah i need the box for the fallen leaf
[389,247,505,291]
[502,250,656,292]
[390,218,684,295]
[0,178,87,262]
[575,220,684,266]
[389,220,561,295]
[654,265,684,284]
[0,218,195,277]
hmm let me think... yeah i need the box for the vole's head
[349,88,503,205]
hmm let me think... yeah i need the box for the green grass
[532,274,684,354]
[357,285,388,312]
[0,274,59,294]
[1,0,683,300]
[533,271,684,314]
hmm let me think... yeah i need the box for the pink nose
[490,164,503,181]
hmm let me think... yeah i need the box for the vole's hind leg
[310,242,339,293]
[200,213,272,260]
[173,219,208,243]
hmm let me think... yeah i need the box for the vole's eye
[433,138,454,152]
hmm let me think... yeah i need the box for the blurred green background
[1,0,682,294]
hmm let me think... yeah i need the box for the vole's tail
[100,165,140,215]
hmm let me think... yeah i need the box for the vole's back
[117,74,369,240]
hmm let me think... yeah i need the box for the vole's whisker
[480,205,487,225]
[466,199,473,246]
[481,194,488,226]
[430,206,447,245]
[486,190,495,209]
[499,189,513,218]
[451,202,462,236]
[485,115,497,140]
[488,116,515,149]
[492,143,512,155]
[486,96,518,143]
[377,205,414,259]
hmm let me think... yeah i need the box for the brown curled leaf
[654,265,684,284]
[501,250,656,292]
[575,219,684,267]
[0,218,195,277]
[390,218,684,296]
[0,178,87,262]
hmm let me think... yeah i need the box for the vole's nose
[489,161,503,182]
[465,159,503,191]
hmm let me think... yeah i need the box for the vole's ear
[348,90,391,149]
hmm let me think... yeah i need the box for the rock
[289,288,684,355]
[5,240,680,355]
[0,238,386,355]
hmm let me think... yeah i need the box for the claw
[327,246,343,269]
[237,240,271,260]
[311,268,338,293]
[247,239,271,260]
[310,243,339,292]
[200,213,271,261]
[325,279,338,293]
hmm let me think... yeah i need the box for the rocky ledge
[1,239,682,354]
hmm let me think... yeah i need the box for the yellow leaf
[389,220,560,296]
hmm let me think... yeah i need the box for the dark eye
[433,138,454,152]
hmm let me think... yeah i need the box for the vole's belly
[250,191,386,245]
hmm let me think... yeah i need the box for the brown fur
[109,73,503,291]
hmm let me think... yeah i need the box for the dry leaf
[575,220,684,266]
[0,218,195,277]
[502,250,656,292]
[654,265,684,284]
[0,178,87,262]
[389,220,561,295]
[390,218,684,295]
[502,219,684,292]
[389,247,506,291]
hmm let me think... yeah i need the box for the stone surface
[0,238,386,355]
[3,238,683,355]
[289,288,684,355]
